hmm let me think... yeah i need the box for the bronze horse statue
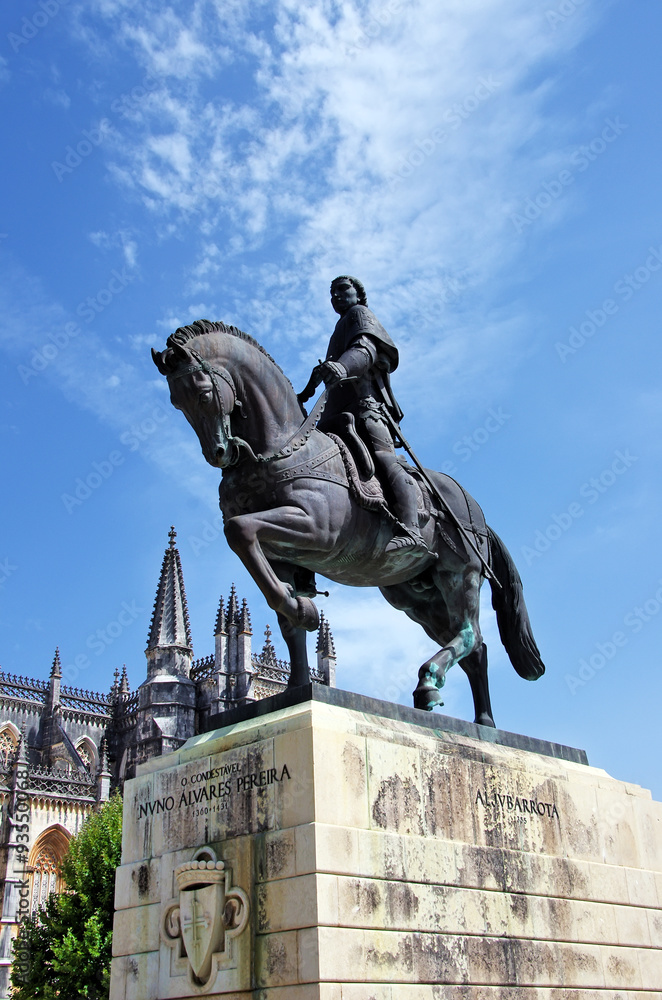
[153,319,544,727]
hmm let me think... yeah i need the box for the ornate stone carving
[160,846,250,994]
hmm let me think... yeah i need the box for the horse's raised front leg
[413,568,483,711]
[224,506,320,631]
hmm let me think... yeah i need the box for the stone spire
[261,624,278,667]
[147,527,193,653]
[212,586,254,712]
[316,613,336,658]
[136,527,196,773]
[97,736,111,803]
[50,648,62,679]
[46,647,62,716]
[214,596,227,673]
[40,650,67,768]
[226,584,239,629]
[214,596,227,636]
[239,598,252,635]
[119,665,130,695]
[16,722,28,765]
[316,612,337,686]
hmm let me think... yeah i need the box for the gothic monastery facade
[0,528,335,996]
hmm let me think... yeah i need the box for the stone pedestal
[110,686,662,999]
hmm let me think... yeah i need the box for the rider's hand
[297,363,324,404]
[320,361,347,387]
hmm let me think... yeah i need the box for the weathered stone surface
[112,903,161,957]
[110,699,662,998]
[115,857,163,910]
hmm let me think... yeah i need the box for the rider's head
[330,275,367,315]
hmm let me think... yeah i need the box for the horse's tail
[487,526,545,680]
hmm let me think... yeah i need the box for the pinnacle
[50,647,62,679]
[316,612,336,658]
[226,584,239,627]
[239,598,252,635]
[99,736,109,772]
[147,527,193,651]
[214,596,226,635]
[261,624,277,666]
[17,722,28,763]
[316,612,325,653]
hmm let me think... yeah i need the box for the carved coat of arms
[161,846,249,993]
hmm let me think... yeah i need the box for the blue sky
[1,0,661,799]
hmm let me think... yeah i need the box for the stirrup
[385,530,427,555]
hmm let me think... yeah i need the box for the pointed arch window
[75,738,97,775]
[28,826,71,914]
[0,727,18,769]
[30,844,59,912]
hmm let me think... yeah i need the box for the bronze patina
[153,293,544,728]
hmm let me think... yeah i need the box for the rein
[169,351,329,466]
[256,389,329,463]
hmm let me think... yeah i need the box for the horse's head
[152,342,238,468]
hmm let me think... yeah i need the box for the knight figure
[298,275,425,555]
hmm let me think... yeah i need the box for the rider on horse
[298,276,426,555]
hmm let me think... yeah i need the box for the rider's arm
[322,335,379,384]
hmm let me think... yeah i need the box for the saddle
[319,412,375,480]
[324,415,488,559]
[322,411,420,527]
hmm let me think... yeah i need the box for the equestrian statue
[152,276,544,728]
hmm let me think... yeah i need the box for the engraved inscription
[137,762,291,820]
[475,788,559,819]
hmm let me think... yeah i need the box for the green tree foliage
[11,795,123,1000]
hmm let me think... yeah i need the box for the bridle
[168,350,328,466]
[167,353,241,464]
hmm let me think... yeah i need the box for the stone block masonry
[110,689,662,998]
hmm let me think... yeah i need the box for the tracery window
[28,826,70,914]
[0,728,17,769]
[30,844,60,913]
[75,738,96,774]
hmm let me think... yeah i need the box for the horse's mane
[167,319,287,380]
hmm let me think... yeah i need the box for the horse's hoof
[475,712,496,728]
[418,660,447,690]
[412,684,444,712]
[295,596,319,632]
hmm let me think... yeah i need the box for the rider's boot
[293,566,318,598]
[384,464,427,555]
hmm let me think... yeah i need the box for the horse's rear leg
[413,620,480,710]
[413,568,482,711]
[460,643,495,728]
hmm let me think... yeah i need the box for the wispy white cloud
[2,0,606,458]
[0,256,217,510]
[88,228,139,271]
[42,87,71,109]
[85,0,603,393]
